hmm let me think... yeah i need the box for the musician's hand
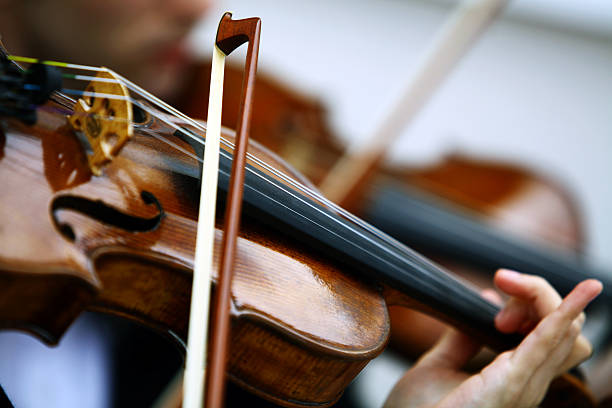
[384,270,602,408]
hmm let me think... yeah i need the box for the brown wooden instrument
[179,60,610,312]
[177,60,611,405]
[0,49,605,408]
[0,93,386,406]
[178,62,584,255]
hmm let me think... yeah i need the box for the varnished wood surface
[0,94,597,406]
[0,105,388,407]
[0,120,98,342]
[391,155,584,252]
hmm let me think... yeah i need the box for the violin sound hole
[51,190,165,241]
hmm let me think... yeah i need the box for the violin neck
[361,183,612,307]
[205,151,522,351]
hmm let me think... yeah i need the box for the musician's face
[7,0,213,97]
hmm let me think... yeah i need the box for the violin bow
[318,0,509,209]
[182,14,227,408]
[183,12,261,408]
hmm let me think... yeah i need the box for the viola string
[48,82,454,286]
[63,73,122,84]
[60,88,131,102]
[10,56,587,268]
[37,85,442,275]
[58,86,590,269]
[7,55,105,72]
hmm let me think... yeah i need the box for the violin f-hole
[50,190,165,241]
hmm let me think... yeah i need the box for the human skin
[384,269,601,408]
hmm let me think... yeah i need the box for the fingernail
[595,279,603,291]
[500,269,520,279]
[591,280,604,298]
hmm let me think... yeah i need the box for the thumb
[417,289,500,370]
[417,328,482,370]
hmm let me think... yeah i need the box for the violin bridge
[68,69,132,176]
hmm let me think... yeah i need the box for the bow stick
[183,12,261,408]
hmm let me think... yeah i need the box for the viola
[0,50,600,408]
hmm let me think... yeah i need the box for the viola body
[0,99,389,407]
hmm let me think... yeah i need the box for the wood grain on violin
[0,107,388,406]
[182,61,611,309]
[0,55,606,407]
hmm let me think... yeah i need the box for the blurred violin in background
[178,39,612,360]
[171,1,612,401]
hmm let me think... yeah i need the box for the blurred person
[0,0,213,100]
